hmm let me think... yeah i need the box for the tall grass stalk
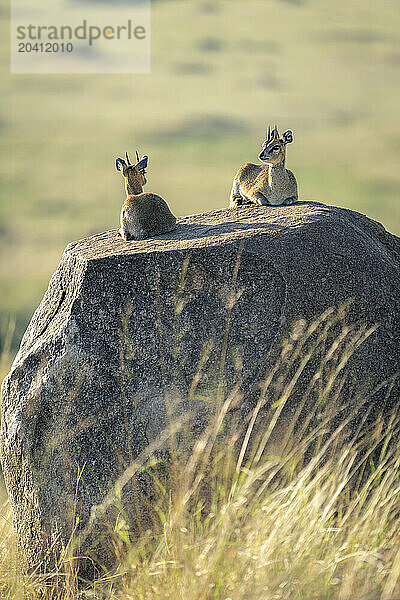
[1,309,399,599]
[0,318,15,384]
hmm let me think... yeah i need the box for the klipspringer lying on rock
[116,151,176,241]
[229,125,298,208]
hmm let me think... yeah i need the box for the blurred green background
[1,0,400,361]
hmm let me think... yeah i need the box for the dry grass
[1,0,400,346]
[1,309,399,599]
[0,319,14,383]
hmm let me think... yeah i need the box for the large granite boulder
[1,202,399,573]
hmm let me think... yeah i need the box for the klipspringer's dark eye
[273,145,280,151]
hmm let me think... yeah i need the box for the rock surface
[1,202,399,573]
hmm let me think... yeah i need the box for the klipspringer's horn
[272,124,279,139]
[125,152,131,165]
[267,125,271,141]
[136,150,140,163]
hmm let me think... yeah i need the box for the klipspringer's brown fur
[116,151,176,241]
[230,125,298,207]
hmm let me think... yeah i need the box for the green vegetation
[1,310,400,599]
[1,1,400,595]
[1,0,400,349]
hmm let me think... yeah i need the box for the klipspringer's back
[121,192,176,240]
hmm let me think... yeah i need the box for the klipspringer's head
[259,125,294,165]
[116,151,149,186]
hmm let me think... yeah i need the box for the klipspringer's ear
[282,130,294,145]
[116,157,127,171]
[137,155,148,172]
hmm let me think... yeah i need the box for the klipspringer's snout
[259,149,270,161]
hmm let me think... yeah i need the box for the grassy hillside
[1,0,400,350]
